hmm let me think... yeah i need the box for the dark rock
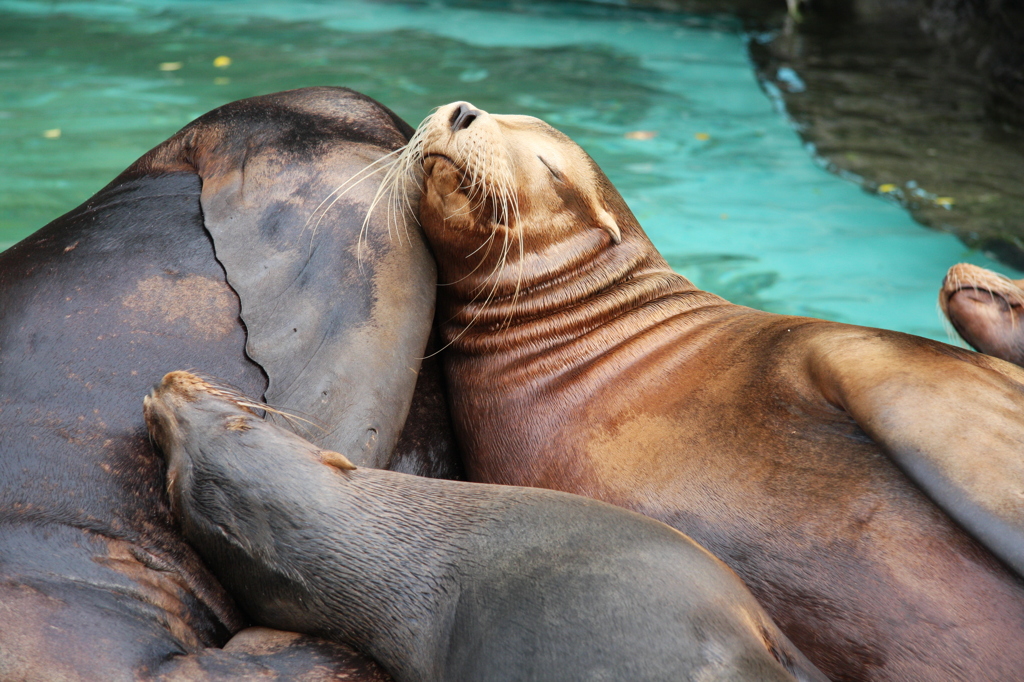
[746,0,1024,268]
[618,0,1024,267]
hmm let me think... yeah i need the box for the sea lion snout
[143,371,248,457]
[156,370,215,400]
[449,102,484,132]
[142,383,177,458]
[145,370,358,474]
[143,372,209,442]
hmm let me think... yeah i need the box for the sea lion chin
[405,100,1024,681]
[940,262,1024,366]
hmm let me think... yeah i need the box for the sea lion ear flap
[317,449,357,471]
[595,204,622,245]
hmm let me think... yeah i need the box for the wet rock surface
[749,8,1024,268]
[629,0,1024,270]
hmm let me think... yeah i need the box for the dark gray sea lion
[143,370,828,682]
[0,87,454,679]
[940,262,1024,367]
[394,100,1024,681]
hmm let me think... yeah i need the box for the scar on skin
[122,275,235,340]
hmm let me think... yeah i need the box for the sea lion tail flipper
[317,449,357,471]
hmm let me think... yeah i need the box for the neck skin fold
[432,220,729,359]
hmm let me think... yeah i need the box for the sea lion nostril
[450,103,480,132]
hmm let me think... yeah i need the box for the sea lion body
[0,87,452,679]
[144,371,827,682]
[940,261,1024,366]
[409,102,1024,681]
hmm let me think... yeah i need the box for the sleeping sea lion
[0,87,455,679]
[940,261,1024,367]
[387,100,1024,681]
[143,370,828,682]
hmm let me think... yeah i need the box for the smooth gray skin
[144,375,828,682]
[191,87,437,469]
[0,87,431,680]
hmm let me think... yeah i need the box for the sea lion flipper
[318,449,357,471]
[194,89,436,468]
[814,331,1024,579]
[158,627,388,680]
[939,263,1024,367]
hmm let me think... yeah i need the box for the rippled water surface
[1,0,1016,340]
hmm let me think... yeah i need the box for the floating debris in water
[625,130,657,140]
[625,163,655,174]
[458,68,488,83]
[936,197,955,209]
[878,184,897,193]
[159,62,183,71]
[213,56,231,68]
[42,128,60,139]
[695,132,710,141]
[776,66,806,93]
[910,186,935,200]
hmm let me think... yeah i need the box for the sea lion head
[144,371,355,521]
[143,370,362,637]
[403,101,653,293]
[940,262,1024,366]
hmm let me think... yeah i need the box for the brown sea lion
[143,370,828,682]
[391,100,1024,681]
[940,262,1024,367]
[0,87,458,679]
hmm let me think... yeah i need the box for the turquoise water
[1,0,1016,341]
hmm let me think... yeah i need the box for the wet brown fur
[410,102,1024,681]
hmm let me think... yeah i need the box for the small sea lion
[143,370,828,682]
[389,100,1024,681]
[0,87,452,679]
[940,261,1024,366]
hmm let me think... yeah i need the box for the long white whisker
[356,113,440,261]
[429,224,509,357]
[303,147,406,231]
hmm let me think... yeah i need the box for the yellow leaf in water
[878,183,897,193]
[42,128,61,139]
[159,62,183,71]
[935,197,955,207]
[624,130,657,140]
[213,56,232,68]
[694,132,710,141]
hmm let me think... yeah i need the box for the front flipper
[0,526,389,681]
[190,89,436,469]
[811,327,1024,578]
[155,627,391,681]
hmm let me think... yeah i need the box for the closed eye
[538,156,565,183]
